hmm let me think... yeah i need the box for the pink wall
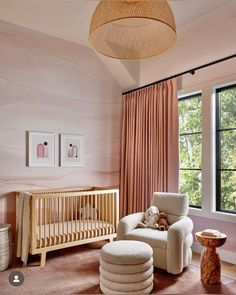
[0,20,122,230]
[190,215,236,252]
[189,215,236,253]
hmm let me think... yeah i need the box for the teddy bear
[137,206,159,229]
[156,212,169,231]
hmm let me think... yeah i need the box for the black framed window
[216,84,236,213]
[179,93,202,208]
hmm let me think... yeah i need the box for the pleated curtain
[120,79,179,217]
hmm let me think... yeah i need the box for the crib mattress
[36,220,115,247]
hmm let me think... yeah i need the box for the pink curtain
[120,79,179,217]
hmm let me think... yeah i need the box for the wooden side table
[195,231,227,285]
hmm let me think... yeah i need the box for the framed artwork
[60,134,84,167]
[28,131,56,167]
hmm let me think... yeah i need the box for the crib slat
[31,196,36,251]
[71,197,74,240]
[106,193,108,235]
[68,197,70,241]
[67,197,72,241]
[83,196,85,238]
[83,195,86,239]
[39,199,41,248]
[58,197,60,244]
[94,194,98,228]
[63,198,65,242]
[94,194,96,237]
[53,198,56,246]
[98,194,100,236]
[93,195,95,237]
[64,197,66,242]
[44,198,46,247]
[103,193,105,235]
[49,198,51,246]
[87,196,89,239]
[79,196,81,239]
[75,196,78,239]
[88,195,93,238]
[71,196,73,241]
[82,196,86,239]
[102,194,104,236]
[82,198,84,239]
[92,194,94,237]
[66,197,69,242]
[104,193,106,235]
[110,193,114,234]
[107,193,110,234]
[111,193,114,233]
[96,193,99,236]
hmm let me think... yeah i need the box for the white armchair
[117,192,193,274]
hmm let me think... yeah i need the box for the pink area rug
[0,243,235,294]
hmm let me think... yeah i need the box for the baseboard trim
[192,242,236,264]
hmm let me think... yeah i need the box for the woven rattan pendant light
[89,0,176,60]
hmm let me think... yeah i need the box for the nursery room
[0,0,236,294]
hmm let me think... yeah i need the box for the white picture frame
[28,131,56,167]
[60,134,84,167]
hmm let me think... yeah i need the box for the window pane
[179,170,201,207]
[220,171,236,212]
[216,84,236,214]
[219,87,236,129]
[220,130,236,170]
[180,134,202,169]
[179,95,202,134]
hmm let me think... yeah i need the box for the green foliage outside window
[179,94,202,207]
[217,86,236,212]
[178,86,236,212]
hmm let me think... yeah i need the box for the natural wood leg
[40,252,46,267]
[200,247,221,284]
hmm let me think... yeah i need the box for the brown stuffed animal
[157,212,169,231]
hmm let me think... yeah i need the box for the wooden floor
[192,252,236,280]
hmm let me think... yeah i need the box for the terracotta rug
[0,243,236,295]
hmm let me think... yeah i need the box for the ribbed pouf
[99,240,153,294]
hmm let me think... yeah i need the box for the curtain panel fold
[120,79,179,217]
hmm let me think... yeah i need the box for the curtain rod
[122,54,236,96]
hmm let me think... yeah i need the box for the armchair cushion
[152,192,188,216]
[126,229,167,249]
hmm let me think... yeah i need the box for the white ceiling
[0,0,232,47]
[0,0,234,90]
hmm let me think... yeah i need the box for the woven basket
[0,224,12,271]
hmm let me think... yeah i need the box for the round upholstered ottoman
[99,240,153,294]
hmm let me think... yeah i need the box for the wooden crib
[16,187,119,266]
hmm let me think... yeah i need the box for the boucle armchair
[117,192,193,274]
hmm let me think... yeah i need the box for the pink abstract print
[67,144,79,159]
[37,141,49,158]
